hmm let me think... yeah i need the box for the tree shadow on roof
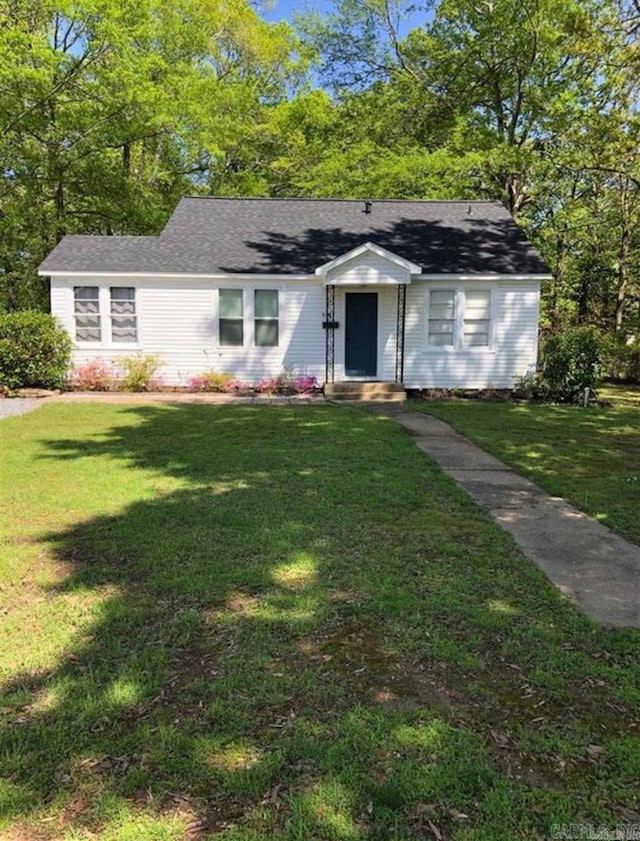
[222,217,547,274]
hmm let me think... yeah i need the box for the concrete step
[325,382,406,402]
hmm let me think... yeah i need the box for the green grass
[1,402,639,840]
[410,388,640,546]
[598,382,640,408]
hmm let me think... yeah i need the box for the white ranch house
[39,197,551,390]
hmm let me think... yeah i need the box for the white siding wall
[51,274,540,389]
[212,281,325,382]
[52,276,326,385]
[403,280,540,389]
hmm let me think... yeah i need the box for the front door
[345,293,378,377]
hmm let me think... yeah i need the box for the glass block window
[427,290,455,346]
[254,289,278,347]
[219,289,244,346]
[74,286,101,342]
[110,287,137,343]
[463,290,491,347]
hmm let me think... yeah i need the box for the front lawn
[1,402,639,840]
[411,392,640,546]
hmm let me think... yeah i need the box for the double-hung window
[463,290,491,347]
[110,287,137,343]
[427,290,456,346]
[254,289,279,347]
[427,288,493,348]
[218,288,280,347]
[219,289,244,346]
[74,286,101,343]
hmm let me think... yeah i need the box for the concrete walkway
[369,403,640,629]
[0,397,43,419]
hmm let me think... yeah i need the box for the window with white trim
[74,286,101,342]
[254,289,279,347]
[219,289,244,346]
[427,289,456,346]
[110,287,137,343]
[463,290,491,347]
[427,288,494,349]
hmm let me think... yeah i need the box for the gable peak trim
[315,241,422,277]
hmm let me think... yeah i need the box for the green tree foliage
[295,0,640,340]
[0,0,298,309]
[2,0,639,350]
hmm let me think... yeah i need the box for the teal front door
[345,293,378,377]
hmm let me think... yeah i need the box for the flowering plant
[293,375,317,393]
[255,377,278,394]
[187,371,233,392]
[69,359,115,391]
[222,379,252,394]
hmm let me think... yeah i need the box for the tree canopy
[2,0,639,344]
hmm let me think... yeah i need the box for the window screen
[110,287,137,343]
[74,286,101,342]
[219,289,244,346]
[463,290,491,347]
[254,290,278,347]
[427,290,455,346]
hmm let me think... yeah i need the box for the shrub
[540,326,602,403]
[222,379,252,394]
[187,370,234,392]
[115,353,162,392]
[512,371,548,401]
[70,359,115,391]
[293,375,318,393]
[254,377,278,394]
[274,366,297,394]
[0,310,72,390]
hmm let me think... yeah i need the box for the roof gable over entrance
[316,242,420,285]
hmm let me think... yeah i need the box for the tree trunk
[577,272,590,323]
[615,180,631,332]
[54,173,65,243]
[3,259,18,312]
[549,230,566,330]
[123,141,131,175]
[614,243,629,332]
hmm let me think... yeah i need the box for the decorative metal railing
[395,284,406,383]
[324,284,336,384]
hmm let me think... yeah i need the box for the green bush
[0,311,72,390]
[512,371,548,401]
[116,353,162,391]
[540,326,602,403]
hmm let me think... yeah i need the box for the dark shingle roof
[39,197,551,276]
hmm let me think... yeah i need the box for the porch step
[324,381,406,402]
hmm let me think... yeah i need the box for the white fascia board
[39,270,317,281]
[315,241,422,276]
[417,273,552,281]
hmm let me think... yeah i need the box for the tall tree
[299,0,640,335]
[0,0,297,309]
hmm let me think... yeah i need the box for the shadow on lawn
[1,404,639,838]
